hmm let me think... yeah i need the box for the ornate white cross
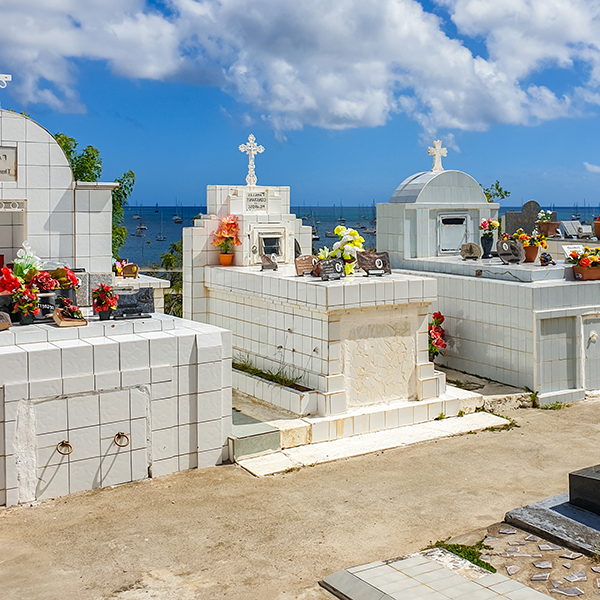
[428,139,447,172]
[239,134,264,187]
[0,74,12,89]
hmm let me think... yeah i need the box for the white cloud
[584,162,600,173]
[1,0,600,134]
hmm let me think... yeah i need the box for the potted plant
[566,246,600,280]
[502,228,548,263]
[28,270,59,316]
[536,210,561,237]
[12,284,40,325]
[53,296,87,327]
[92,283,119,321]
[212,215,242,266]
[50,267,79,303]
[428,311,447,362]
[478,218,500,259]
[317,226,365,275]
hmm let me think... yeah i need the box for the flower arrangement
[317,226,365,275]
[92,284,118,313]
[113,259,127,276]
[56,296,84,319]
[537,210,554,223]
[29,270,59,292]
[12,285,40,317]
[566,247,600,269]
[212,215,242,254]
[0,266,22,294]
[49,267,79,289]
[12,241,43,279]
[478,218,500,237]
[428,311,447,361]
[502,228,548,249]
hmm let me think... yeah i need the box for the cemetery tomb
[0,112,234,507]
[378,141,600,405]
[183,136,461,441]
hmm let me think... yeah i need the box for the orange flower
[580,257,591,268]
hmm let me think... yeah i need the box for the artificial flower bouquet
[0,266,22,295]
[478,218,500,237]
[49,267,79,289]
[317,226,365,275]
[212,215,242,254]
[28,270,59,292]
[12,241,43,279]
[537,210,554,223]
[502,228,548,249]
[92,283,118,313]
[12,285,40,318]
[428,311,447,361]
[566,246,600,269]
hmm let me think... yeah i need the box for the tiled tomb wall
[0,110,115,273]
[0,313,232,507]
[426,273,600,404]
[183,264,445,416]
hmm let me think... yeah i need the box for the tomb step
[237,412,509,477]
[229,411,281,460]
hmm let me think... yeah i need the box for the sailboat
[173,197,183,223]
[156,212,166,241]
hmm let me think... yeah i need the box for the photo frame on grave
[562,245,585,259]
[295,255,317,276]
[357,251,391,276]
[121,263,139,279]
[460,243,482,261]
[496,239,525,264]
[113,287,154,318]
[261,254,278,271]
[320,258,345,281]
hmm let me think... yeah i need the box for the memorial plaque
[0,147,17,182]
[0,311,10,330]
[247,191,267,212]
[569,464,600,516]
[357,251,391,276]
[320,258,345,281]
[121,263,139,278]
[562,245,584,259]
[295,254,318,276]
[460,243,482,261]
[261,254,278,271]
[497,239,525,264]
[503,200,553,236]
[113,287,154,318]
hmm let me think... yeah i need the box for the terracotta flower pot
[573,266,600,280]
[595,221,600,240]
[524,245,539,263]
[219,253,234,266]
[537,221,561,237]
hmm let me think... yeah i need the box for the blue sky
[2,0,600,208]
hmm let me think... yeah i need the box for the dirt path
[1,401,599,600]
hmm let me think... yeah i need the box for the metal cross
[0,74,12,89]
[239,134,264,187]
[428,139,447,172]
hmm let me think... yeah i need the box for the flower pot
[524,245,539,263]
[98,310,111,321]
[219,253,234,266]
[573,266,600,280]
[37,292,56,317]
[537,221,561,237]
[19,313,34,326]
[595,221,600,240]
[480,235,494,259]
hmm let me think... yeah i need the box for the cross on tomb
[428,139,447,172]
[239,133,264,187]
[0,74,12,89]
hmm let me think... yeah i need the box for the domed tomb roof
[389,170,488,205]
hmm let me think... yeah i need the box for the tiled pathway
[321,553,548,600]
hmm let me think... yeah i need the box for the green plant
[146,239,183,317]
[424,538,496,572]
[233,354,302,388]
[481,180,510,203]
[484,413,519,432]
[524,387,539,408]
[457,410,465,417]
[540,401,571,410]
[435,413,446,420]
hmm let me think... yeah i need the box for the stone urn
[537,221,561,237]
[480,235,494,259]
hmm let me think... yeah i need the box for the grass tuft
[424,538,496,572]
[540,401,571,411]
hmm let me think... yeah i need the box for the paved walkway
[322,552,547,600]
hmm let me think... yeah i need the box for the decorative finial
[0,74,12,89]
[238,134,264,187]
[428,139,447,172]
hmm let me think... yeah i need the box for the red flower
[432,311,444,324]
[580,257,591,268]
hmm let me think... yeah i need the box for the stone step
[228,414,281,460]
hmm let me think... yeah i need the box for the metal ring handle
[114,432,130,447]
[56,440,73,455]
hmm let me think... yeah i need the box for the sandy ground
[1,400,600,600]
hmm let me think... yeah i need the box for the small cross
[428,139,447,172]
[239,134,264,187]
[0,74,12,89]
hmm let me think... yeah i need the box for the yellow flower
[523,240,530,247]
[349,229,358,237]
[334,225,344,235]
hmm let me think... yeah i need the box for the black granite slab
[569,465,600,516]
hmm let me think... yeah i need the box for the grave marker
[497,240,525,264]
[503,201,555,236]
[113,287,154,318]
[295,254,317,276]
[320,258,345,281]
[261,254,278,271]
[357,251,391,275]
[460,243,482,260]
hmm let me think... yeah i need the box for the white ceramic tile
[68,425,101,461]
[69,457,101,493]
[67,394,100,430]
[152,426,178,460]
[35,397,67,434]
[36,463,69,500]
[100,450,132,487]
[99,390,130,424]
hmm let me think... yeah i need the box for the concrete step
[228,410,281,460]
